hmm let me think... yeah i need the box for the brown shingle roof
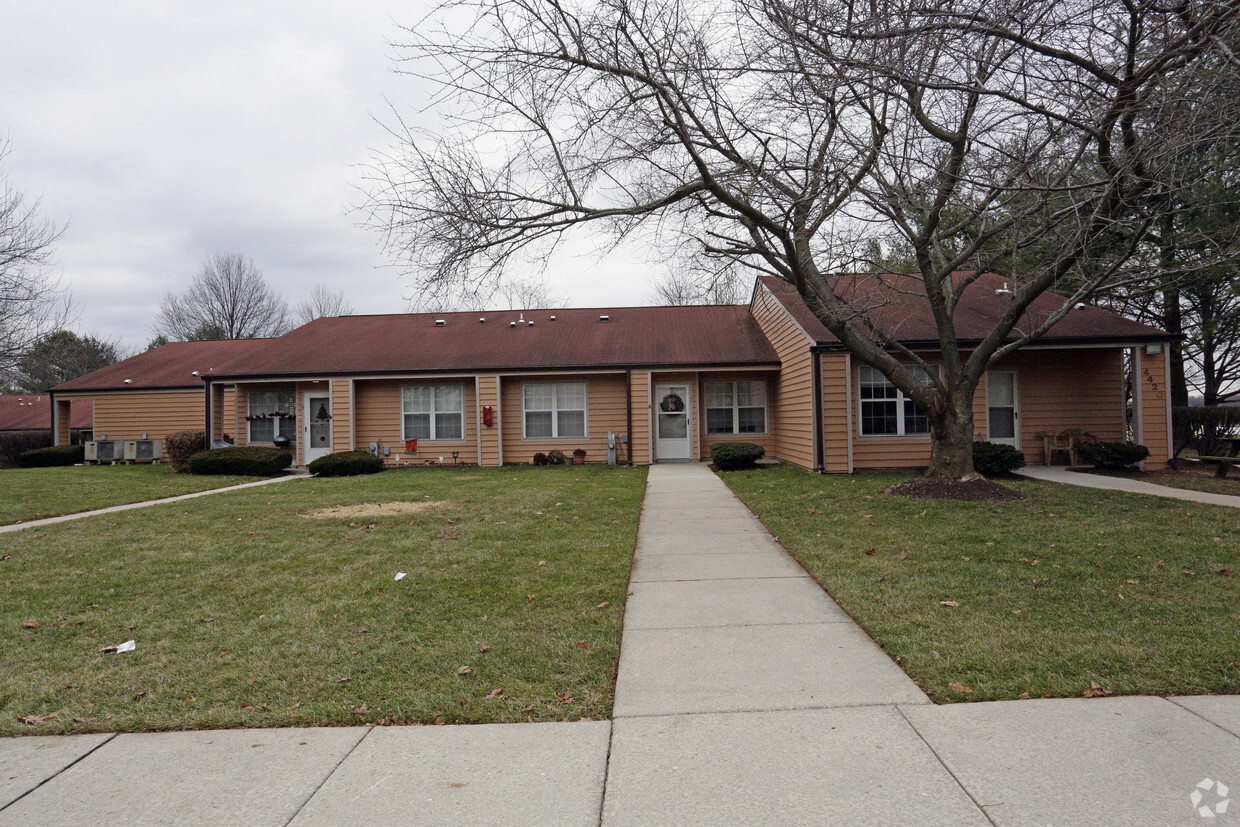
[758,274,1170,346]
[0,396,93,431]
[51,339,273,393]
[208,305,778,380]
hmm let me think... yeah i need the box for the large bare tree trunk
[927,389,979,479]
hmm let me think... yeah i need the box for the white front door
[304,393,332,463]
[654,384,692,461]
[986,370,1020,448]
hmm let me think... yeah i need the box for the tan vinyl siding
[211,386,237,442]
[630,371,651,465]
[502,374,627,464]
[331,380,353,453]
[1135,348,1171,469]
[477,375,502,467]
[697,371,779,460]
[92,391,204,441]
[820,354,852,473]
[354,379,478,466]
[750,284,816,468]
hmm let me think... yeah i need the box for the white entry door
[304,393,332,463]
[654,384,692,461]
[986,370,1020,448]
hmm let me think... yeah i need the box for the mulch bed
[885,476,1027,502]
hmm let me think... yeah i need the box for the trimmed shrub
[164,430,207,472]
[972,441,1026,476]
[710,441,765,471]
[17,444,86,468]
[308,450,385,477]
[0,430,52,468]
[532,452,549,466]
[547,449,568,465]
[1076,440,1150,470]
[187,446,292,476]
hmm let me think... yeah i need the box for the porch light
[1145,342,1165,355]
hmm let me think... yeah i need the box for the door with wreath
[654,384,692,460]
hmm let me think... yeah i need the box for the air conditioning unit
[85,440,121,463]
[123,439,164,462]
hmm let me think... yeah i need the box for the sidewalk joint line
[0,732,117,815]
[895,706,998,826]
[284,725,374,826]
[1166,697,1240,741]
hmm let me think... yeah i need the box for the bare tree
[653,268,749,306]
[153,253,290,340]
[0,137,68,388]
[408,275,567,312]
[367,0,1240,479]
[294,284,355,326]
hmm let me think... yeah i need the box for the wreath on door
[659,393,685,413]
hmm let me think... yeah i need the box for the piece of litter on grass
[394,572,407,581]
[105,640,136,654]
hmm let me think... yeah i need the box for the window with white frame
[705,380,767,434]
[247,389,296,444]
[523,382,587,438]
[402,385,465,441]
[858,366,935,436]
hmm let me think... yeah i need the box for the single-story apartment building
[49,274,1175,472]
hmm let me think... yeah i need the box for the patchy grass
[723,466,1240,703]
[0,465,645,735]
[1083,464,1240,498]
[0,464,263,525]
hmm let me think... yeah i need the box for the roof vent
[550,315,556,321]
[479,317,485,323]
[528,320,534,326]
[191,371,200,376]
[435,319,446,327]
[510,321,516,327]
[123,379,133,384]
[599,314,610,322]
[518,313,525,323]
[994,282,1013,296]
[1075,302,1087,309]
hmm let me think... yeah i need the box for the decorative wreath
[659,393,685,413]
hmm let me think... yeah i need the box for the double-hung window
[705,380,767,434]
[402,385,465,441]
[858,366,934,436]
[247,389,296,444]
[523,382,587,438]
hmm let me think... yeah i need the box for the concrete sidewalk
[1019,464,1240,508]
[3,462,1239,825]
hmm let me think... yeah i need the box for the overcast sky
[1,2,653,354]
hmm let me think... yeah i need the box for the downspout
[810,350,824,472]
[625,369,634,466]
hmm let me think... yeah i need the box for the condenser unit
[85,440,121,463]
[123,439,163,462]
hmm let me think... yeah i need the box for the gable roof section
[757,274,1170,347]
[207,305,778,380]
[51,339,272,393]
[0,396,93,431]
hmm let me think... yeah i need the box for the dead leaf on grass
[1126,579,1140,585]
[947,681,973,694]
[457,666,473,675]
[555,693,574,705]
[485,688,504,700]
[596,602,609,609]
[19,712,58,726]
[895,551,909,560]
[939,600,960,608]
[478,645,492,653]
[1082,681,1112,698]
[21,620,38,629]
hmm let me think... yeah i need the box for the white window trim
[522,381,588,439]
[704,380,769,435]
[401,384,466,442]
[857,366,936,438]
[247,389,297,445]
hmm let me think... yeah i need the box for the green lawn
[724,467,1240,702]
[1,465,645,736]
[0,464,263,525]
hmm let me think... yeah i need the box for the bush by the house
[308,450,385,477]
[0,431,52,468]
[1174,405,1240,457]
[1076,441,1150,470]
[187,446,292,476]
[972,441,1026,476]
[532,452,549,466]
[17,444,86,468]
[547,449,568,465]
[164,430,207,472]
[710,441,765,471]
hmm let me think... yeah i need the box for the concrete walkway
[1018,464,1240,508]
[0,473,305,535]
[3,463,1239,825]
